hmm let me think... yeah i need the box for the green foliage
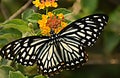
[22,9,42,23]
[52,8,71,15]
[9,71,28,78]
[3,19,31,34]
[33,75,47,78]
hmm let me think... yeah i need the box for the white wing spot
[94,29,98,32]
[81,39,86,43]
[86,36,91,39]
[103,16,106,19]
[98,19,102,22]
[80,58,83,61]
[81,52,84,57]
[75,22,82,25]
[92,39,95,42]
[80,24,84,28]
[100,23,104,26]
[23,43,28,47]
[7,49,10,53]
[87,31,92,35]
[85,18,90,20]
[29,61,33,65]
[88,42,91,46]
[99,27,102,30]
[85,21,94,23]
[8,54,10,57]
[93,16,99,18]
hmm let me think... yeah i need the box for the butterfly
[0,14,108,76]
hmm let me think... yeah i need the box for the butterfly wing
[58,37,88,70]
[0,36,50,66]
[37,37,88,76]
[59,14,108,47]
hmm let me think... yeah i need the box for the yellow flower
[38,19,50,36]
[38,20,46,27]
[61,22,67,28]
[38,3,45,9]
[40,26,50,36]
[47,12,54,17]
[32,0,40,7]
[57,13,64,19]
[45,1,51,7]
[51,2,58,8]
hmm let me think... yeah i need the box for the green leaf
[0,28,22,37]
[52,8,71,15]
[0,28,22,46]
[27,13,42,23]
[34,75,47,78]
[0,65,15,78]
[0,65,15,74]
[81,0,98,14]
[5,19,27,25]
[9,71,28,78]
[3,19,31,34]
[103,30,120,53]
[22,9,35,21]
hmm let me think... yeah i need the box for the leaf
[0,65,15,78]
[103,30,120,53]
[27,13,42,23]
[9,71,28,78]
[34,75,47,78]
[0,65,15,74]
[81,0,98,14]
[0,28,22,37]
[52,8,71,15]
[22,9,35,21]
[3,19,32,34]
[0,28,22,47]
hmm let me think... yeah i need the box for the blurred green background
[0,0,120,78]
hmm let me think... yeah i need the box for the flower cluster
[33,0,58,9]
[38,12,67,36]
[33,0,68,36]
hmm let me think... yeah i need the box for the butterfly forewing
[0,36,50,66]
[59,14,108,47]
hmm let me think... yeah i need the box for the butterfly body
[0,14,108,76]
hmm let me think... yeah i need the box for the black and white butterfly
[0,14,108,76]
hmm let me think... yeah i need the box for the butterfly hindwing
[37,37,87,76]
[58,37,88,69]
[59,14,108,47]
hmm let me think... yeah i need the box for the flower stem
[45,7,48,14]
